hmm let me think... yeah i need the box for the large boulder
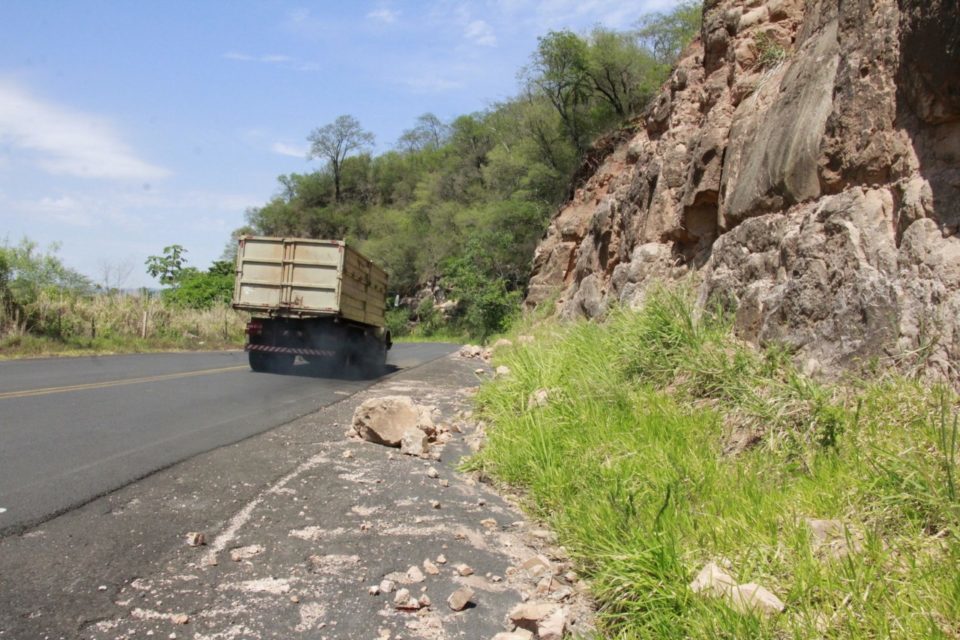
[351,396,435,447]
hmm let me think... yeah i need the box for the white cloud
[0,80,170,181]
[367,7,399,23]
[270,141,308,158]
[223,52,294,64]
[464,19,497,46]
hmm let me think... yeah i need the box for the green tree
[307,115,375,203]
[586,27,659,119]
[528,30,593,154]
[145,244,188,286]
[635,0,703,66]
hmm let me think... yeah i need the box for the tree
[635,1,703,66]
[145,245,187,286]
[528,30,593,154]
[586,27,659,118]
[397,113,450,153]
[307,115,375,203]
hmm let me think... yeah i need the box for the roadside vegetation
[235,3,702,341]
[2,3,702,356]
[470,288,960,638]
[0,239,243,359]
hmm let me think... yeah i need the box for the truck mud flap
[245,344,338,357]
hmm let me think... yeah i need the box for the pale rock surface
[352,396,435,447]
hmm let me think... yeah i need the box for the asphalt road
[0,344,458,536]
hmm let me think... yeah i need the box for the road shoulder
[0,353,592,640]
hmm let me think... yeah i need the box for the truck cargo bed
[232,236,387,328]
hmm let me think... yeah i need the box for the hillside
[527,0,960,379]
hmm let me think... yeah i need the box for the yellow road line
[0,365,250,400]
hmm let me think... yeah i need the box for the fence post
[141,310,148,339]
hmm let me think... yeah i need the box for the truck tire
[248,351,294,373]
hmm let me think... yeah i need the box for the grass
[469,287,960,639]
[0,291,246,359]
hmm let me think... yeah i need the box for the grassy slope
[469,289,959,639]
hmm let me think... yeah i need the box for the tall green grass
[470,287,960,638]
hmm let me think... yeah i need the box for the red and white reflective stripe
[245,344,337,357]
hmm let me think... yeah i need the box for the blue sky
[0,0,675,287]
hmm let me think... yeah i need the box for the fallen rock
[447,586,475,611]
[492,632,533,640]
[170,613,189,625]
[352,396,435,448]
[806,518,863,559]
[436,554,447,564]
[405,566,425,584]
[394,588,421,610]
[423,559,440,575]
[689,562,736,597]
[492,338,513,350]
[455,563,474,576]
[459,345,483,359]
[229,545,264,562]
[184,532,205,547]
[426,466,439,478]
[526,388,550,409]
[418,594,432,608]
[509,602,559,634]
[538,606,567,640]
[517,335,534,345]
[494,365,511,378]
[379,579,396,594]
[519,555,552,578]
[400,430,429,457]
[728,583,786,615]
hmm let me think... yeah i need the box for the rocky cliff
[527,0,960,378]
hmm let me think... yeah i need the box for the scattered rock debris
[83,358,595,640]
[689,561,785,615]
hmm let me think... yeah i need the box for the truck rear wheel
[249,351,294,373]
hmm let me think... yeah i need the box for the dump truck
[232,236,391,374]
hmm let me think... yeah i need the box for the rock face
[527,0,960,379]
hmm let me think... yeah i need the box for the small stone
[689,562,736,597]
[527,388,550,409]
[491,575,503,583]
[170,613,189,625]
[520,556,551,578]
[509,602,557,633]
[477,498,486,506]
[341,450,354,459]
[728,583,785,615]
[426,467,439,478]
[436,554,447,564]
[400,430,429,457]
[394,588,420,610]
[406,566,425,583]
[495,365,511,377]
[97,585,107,592]
[229,544,264,562]
[446,586,475,611]
[455,563,474,576]
[185,532,205,547]
[368,585,380,596]
[538,606,567,640]
[430,500,441,509]
[423,559,440,575]
[439,479,449,488]
[290,595,300,604]
[492,632,533,640]
[379,579,396,594]
[480,518,497,529]
[418,594,432,607]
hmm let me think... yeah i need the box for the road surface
[0,344,457,535]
